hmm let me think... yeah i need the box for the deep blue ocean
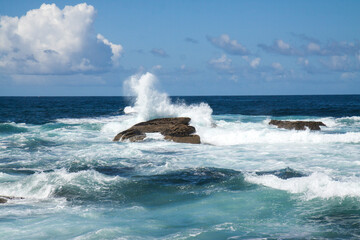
[1,93,360,239]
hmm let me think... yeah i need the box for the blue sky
[0,0,359,96]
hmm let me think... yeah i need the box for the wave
[2,166,359,203]
[0,169,123,200]
[246,172,360,200]
[0,167,250,204]
[0,123,28,134]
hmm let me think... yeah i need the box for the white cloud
[150,48,169,57]
[208,54,232,71]
[340,72,357,79]
[298,57,309,66]
[307,42,321,52]
[272,62,283,71]
[207,34,249,55]
[326,55,349,71]
[250,58,261,68]
[258,39,298,55]
[276,40,290,50]
[151,65,163,71]
[97,34,123,64]
[0,3,122,75]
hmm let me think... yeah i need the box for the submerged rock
[269,120,326,130]
[256,167,306,179]
[113,117,201,144]
[0,195,24,203]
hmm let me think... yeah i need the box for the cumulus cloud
[207,34,249,55]
[258,39,299,56]
[242,56,261,69]
[320,55,356,72]
[259,36,360,57]
[319,41,360,56]
[250,58,261,68]
[150,48,169,58]
[0,3,122,75]
[97,34,123,65]
[208,54,233,71]
[307,42,321,53]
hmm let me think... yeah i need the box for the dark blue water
[1,95,359,124]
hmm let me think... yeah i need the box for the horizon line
[1,93,360,97]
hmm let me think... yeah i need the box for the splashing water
[123,72,213,127]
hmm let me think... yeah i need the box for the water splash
[123,72,213,127]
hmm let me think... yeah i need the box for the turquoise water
[1,76,360,239]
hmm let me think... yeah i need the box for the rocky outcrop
[269,120,326,130]
[0,195,24,204]
[113,117,201,144]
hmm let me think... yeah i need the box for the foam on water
[0,168,123,200]
[246,172,360,200]
[198,120,360,145]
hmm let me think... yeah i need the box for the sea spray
[123,72,213,127]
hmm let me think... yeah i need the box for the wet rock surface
[0,195,24,203]
[269,120,326,130]
[255,167,307,179]
[113,117,201,144]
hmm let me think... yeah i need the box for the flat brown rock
[269,120,326,130]
[164,135,201,144]
[113,117,200,144]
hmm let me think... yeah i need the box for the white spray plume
[123,72,213,127]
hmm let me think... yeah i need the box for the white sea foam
[197,120,360,145]
[338,116,360,121]
[246,172,360,200]
[0,169,123,200]
[56,115,125,124]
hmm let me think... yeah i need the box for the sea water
[1,73,360,239]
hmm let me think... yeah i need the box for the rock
[256,167,306,179]
[113,129,146,142]
[269,120,326,130]
[164,135,201,144]
[0,195,24,203]
[113,117,201,144]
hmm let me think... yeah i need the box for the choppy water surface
[1,73,360,239]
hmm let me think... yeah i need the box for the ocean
[1,74,360,239]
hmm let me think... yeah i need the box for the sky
[0,0,359,96]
